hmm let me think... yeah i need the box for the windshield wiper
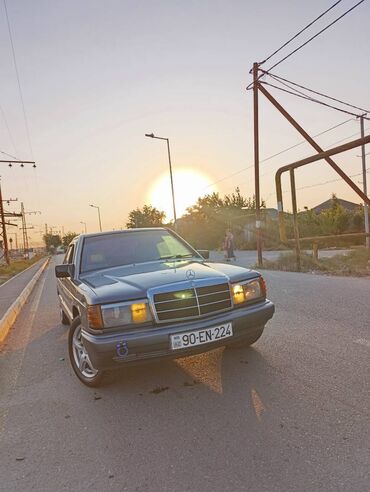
[159,253,194,260]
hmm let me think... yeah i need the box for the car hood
[79,260,259,304]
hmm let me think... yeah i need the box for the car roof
[75,227,168,241]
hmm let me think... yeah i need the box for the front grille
[153,282,232,322]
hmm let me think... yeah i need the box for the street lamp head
[145,133,155,138]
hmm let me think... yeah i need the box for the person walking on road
[223,230,236,262]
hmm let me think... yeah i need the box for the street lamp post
[145,133,177,229]
[80,221,87,233]
[89,204,102,232]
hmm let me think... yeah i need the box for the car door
[58,243,76,319]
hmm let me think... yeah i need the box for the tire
[60,308,70,325]
[227,326,264,349]
[68,316,104,387]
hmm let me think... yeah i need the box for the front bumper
[82,299,275,370]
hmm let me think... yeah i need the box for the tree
[179,188,266,249]
[43,233,61,251]
[63,232,78,247]
[126,205,166,228]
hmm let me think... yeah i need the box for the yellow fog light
[131,303,149,323]
[233,284,245,305]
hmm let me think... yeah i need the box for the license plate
[170,323,233,350]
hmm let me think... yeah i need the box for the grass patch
[260,248,370,276]
[0,255,44,285]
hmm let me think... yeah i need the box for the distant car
[55,246,65,255]
[55,228,275,386]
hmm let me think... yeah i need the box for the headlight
[99,300,152,328]
[232,278,265,305]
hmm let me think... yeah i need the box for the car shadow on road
[98,342,274,425]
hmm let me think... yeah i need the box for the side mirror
[198,250,210,259]
[55,264,75,278]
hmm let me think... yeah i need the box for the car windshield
[80,230,198,273]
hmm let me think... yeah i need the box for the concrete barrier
[0,257,50,344]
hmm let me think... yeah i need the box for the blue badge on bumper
[116,341,129,358]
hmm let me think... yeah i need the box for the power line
[264,167,369,200]
[265,71,370,115]
[295,168,369,193]
[260,126,370,180]
[0,149,20,160]
[324,127,370,147]
[228,124,369,190]
[260,80,369,119]
[0,104,19,156]
[203,117,355,191]
[260,0,343,65]
[267,0,366,72]
[3,0,34,158]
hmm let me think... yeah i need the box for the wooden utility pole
[253,62,263,267]
[360,115,369,248]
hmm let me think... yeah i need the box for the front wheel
[227,326,264,349]
[68,316,104,387]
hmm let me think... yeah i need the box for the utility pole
[21,202,29,255]
[360,115,369,248]
[0,180,10,265]
[253,62,263,267]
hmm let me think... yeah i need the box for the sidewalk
[0,259,46,321]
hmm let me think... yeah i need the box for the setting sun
[148,169,216,221]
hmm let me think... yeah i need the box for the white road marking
[354,338,370,348]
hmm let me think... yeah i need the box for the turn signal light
[259,276,267,297]
[87,305,103,329]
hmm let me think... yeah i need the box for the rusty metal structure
[276,135,370,270]
[251,63,370,268]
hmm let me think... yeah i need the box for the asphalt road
[0,257,369,492]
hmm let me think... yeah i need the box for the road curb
[0,257,50,344]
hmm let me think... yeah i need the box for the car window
[80,230,195,273]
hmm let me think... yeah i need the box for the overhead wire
[264,71,370,115]
[266,0,366,71]
[260,1,343,65]
[296,168,369,192]
[259,125,370,180]
[202,117,356,191]
[0,149,20,160]
[3,0,34,158]
[260,80,369,119]
[0,104,19,156]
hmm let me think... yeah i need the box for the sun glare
[149,169,216,221]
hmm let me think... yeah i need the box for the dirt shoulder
[258,248,370,277]
[0,256,46,286]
